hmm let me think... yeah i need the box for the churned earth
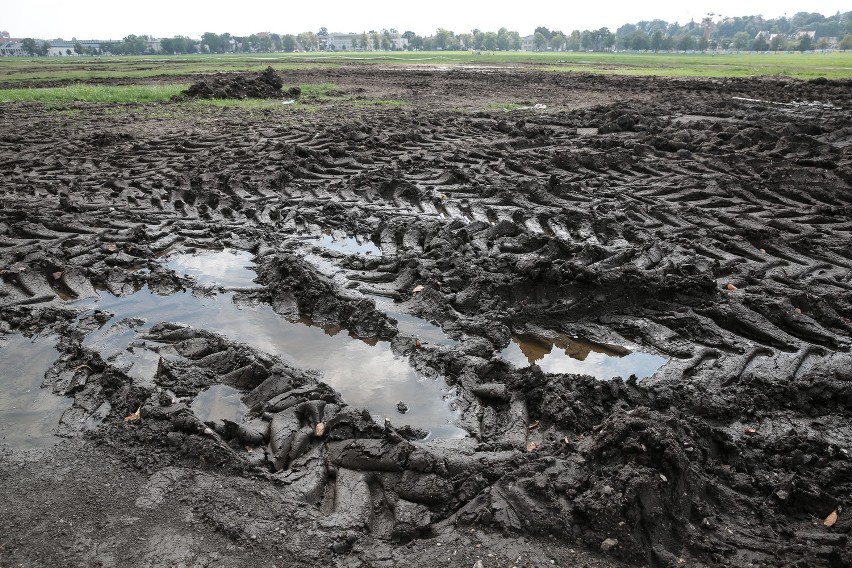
[1,65,851,567]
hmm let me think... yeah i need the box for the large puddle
[500,333,666,380]
[164,248,257,288]
[76,249,464,439]
[311,235,382,256]
[0,335,73,449]
[191,384,248,424]
[368,295,458,347]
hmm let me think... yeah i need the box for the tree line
[19,11,852,56]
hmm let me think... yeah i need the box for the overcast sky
[4,1,848,40]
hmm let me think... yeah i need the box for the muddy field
[1,65,851,567]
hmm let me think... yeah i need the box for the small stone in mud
[396,401,409,414]
[601,538,619,552]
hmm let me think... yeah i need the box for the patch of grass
[1,51,848,83]
[535,51,852,79]
[0,82,345,110]
[487,101,524,111]
[0,83,187,103]
[0,55,338,84]
[350,98,407,107]
[297,83,345,102]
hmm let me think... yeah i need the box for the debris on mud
[175,66,301,100]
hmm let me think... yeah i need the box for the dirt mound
[176,66,301,100]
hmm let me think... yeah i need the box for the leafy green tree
[435,28,454,50]
[550,33,565,51]
[770,34,786,52]
[496,27,510,51]
[733,31,750,52]
[533,31,547,51]
[509,31,522,50]
[698,36,709,52]
[677,35,695,51]
[482,32,498,51]
[534,27,552,40]
[73,42,83,54]
[598,28,615,51]
[580,30,593,50]
[21,38,38,56]
[281,35,297,52]
[201,32,222,53]
[650,29,664,52]
[408,35,424,50]
[298,32,318,51]
[840,33,852,51]
[39,41,51,56]
[797,34,813,52]
[752,35,768,51]
[626,30,649,50]
[566,30,581,51]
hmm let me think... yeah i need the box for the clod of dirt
[176,66,298,100]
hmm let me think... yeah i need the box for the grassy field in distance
[0,51,849,87]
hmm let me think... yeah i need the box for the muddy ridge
[1,67,851,567]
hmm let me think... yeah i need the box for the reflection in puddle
[500,333,666,380]
[78,287,463,439]
[670,115,733,124]
[312,235,382,256]
[0,335,73,449]
[191,385,248,424]
[368,295,457,346]
[164,248,257,287]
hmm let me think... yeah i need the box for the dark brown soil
[175,66,301,100]
[1,66,851,568]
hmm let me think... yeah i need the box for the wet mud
[1,67,851,567]
[176,66,302,100]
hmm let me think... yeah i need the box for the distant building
[0,30,10,40]
[0,38,116,56]
[521,35,536,51]
[389,34,408,50]
[327,33,357,51]
[326,32,407,51]
[47,40,78,56]
[0,41,24,56]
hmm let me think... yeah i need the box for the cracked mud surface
[1,67,851,567]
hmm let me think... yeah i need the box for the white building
[326,32,407,51]
[327,33,357,51]
[0,41,24,56]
